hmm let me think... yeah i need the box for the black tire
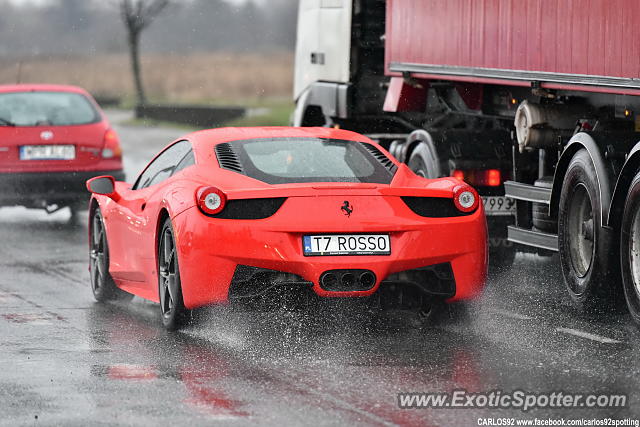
[558,150,614,310]
[532,177,557,232]
[90,209,131,302]
[158,217,190,331]
[389,139,403,159]
[620,172,640,325]
[407,143,440,179]
[408,152,429,178]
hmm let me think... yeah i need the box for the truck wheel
[408,142,440,179]
[389,139,403,159]
[620,172,640,324]
[558,150,612,310]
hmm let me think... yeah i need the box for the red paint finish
[386,0,640,81]
[90,127,487,311]
[0,84,123,174]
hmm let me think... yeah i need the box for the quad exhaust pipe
[320,269,376,291]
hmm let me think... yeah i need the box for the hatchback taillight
[102,129,122,159]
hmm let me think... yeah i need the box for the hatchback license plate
[303,234,390,256]
[20,145,75,160]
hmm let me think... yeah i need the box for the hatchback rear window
[217,138,395,184]
[0,91,99,126]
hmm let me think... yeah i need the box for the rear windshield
[220,138,395,184]
[0,91,100,126]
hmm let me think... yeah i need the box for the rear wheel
[558,150,614,310]
[620,172,640,325]
[158,217,190,330]
[90,209,131,302]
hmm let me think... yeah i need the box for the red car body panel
[0,84,124,207]
[91,127,487,309]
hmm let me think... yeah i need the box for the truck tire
[532,177,557,232]
[620,171,640,324]
[558,150,613,310]
[407,142,440,179]
[389,139,403,159]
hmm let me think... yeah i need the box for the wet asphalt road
[1,112,639,426]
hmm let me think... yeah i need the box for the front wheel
[620,172,640,325]
[90,209,131,302]
[158,217,190,330]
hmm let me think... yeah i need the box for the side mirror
[86,176,119,200]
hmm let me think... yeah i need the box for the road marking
[490,308,533,320]
[555,327,622,344]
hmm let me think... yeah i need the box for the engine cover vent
[360,142,397,173]
[215,143,243,173]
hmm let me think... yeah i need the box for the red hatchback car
[0,84,124,215]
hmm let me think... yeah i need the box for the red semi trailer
[294,0,640,323]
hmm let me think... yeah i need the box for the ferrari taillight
[102,128,122,159]
[196,186,227,215]
[453,184,479,213]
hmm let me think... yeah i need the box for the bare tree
[119,0,169,107]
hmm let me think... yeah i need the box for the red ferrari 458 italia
[86,127,487,330]
[0,84,124,215]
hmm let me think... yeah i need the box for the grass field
[0,52,294,105]
[0,52,296,126]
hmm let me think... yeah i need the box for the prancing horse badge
[341,201,353,217]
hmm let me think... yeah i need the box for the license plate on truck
[481,196,516,216]
[303,234,391,256]
[20,145,75,160]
